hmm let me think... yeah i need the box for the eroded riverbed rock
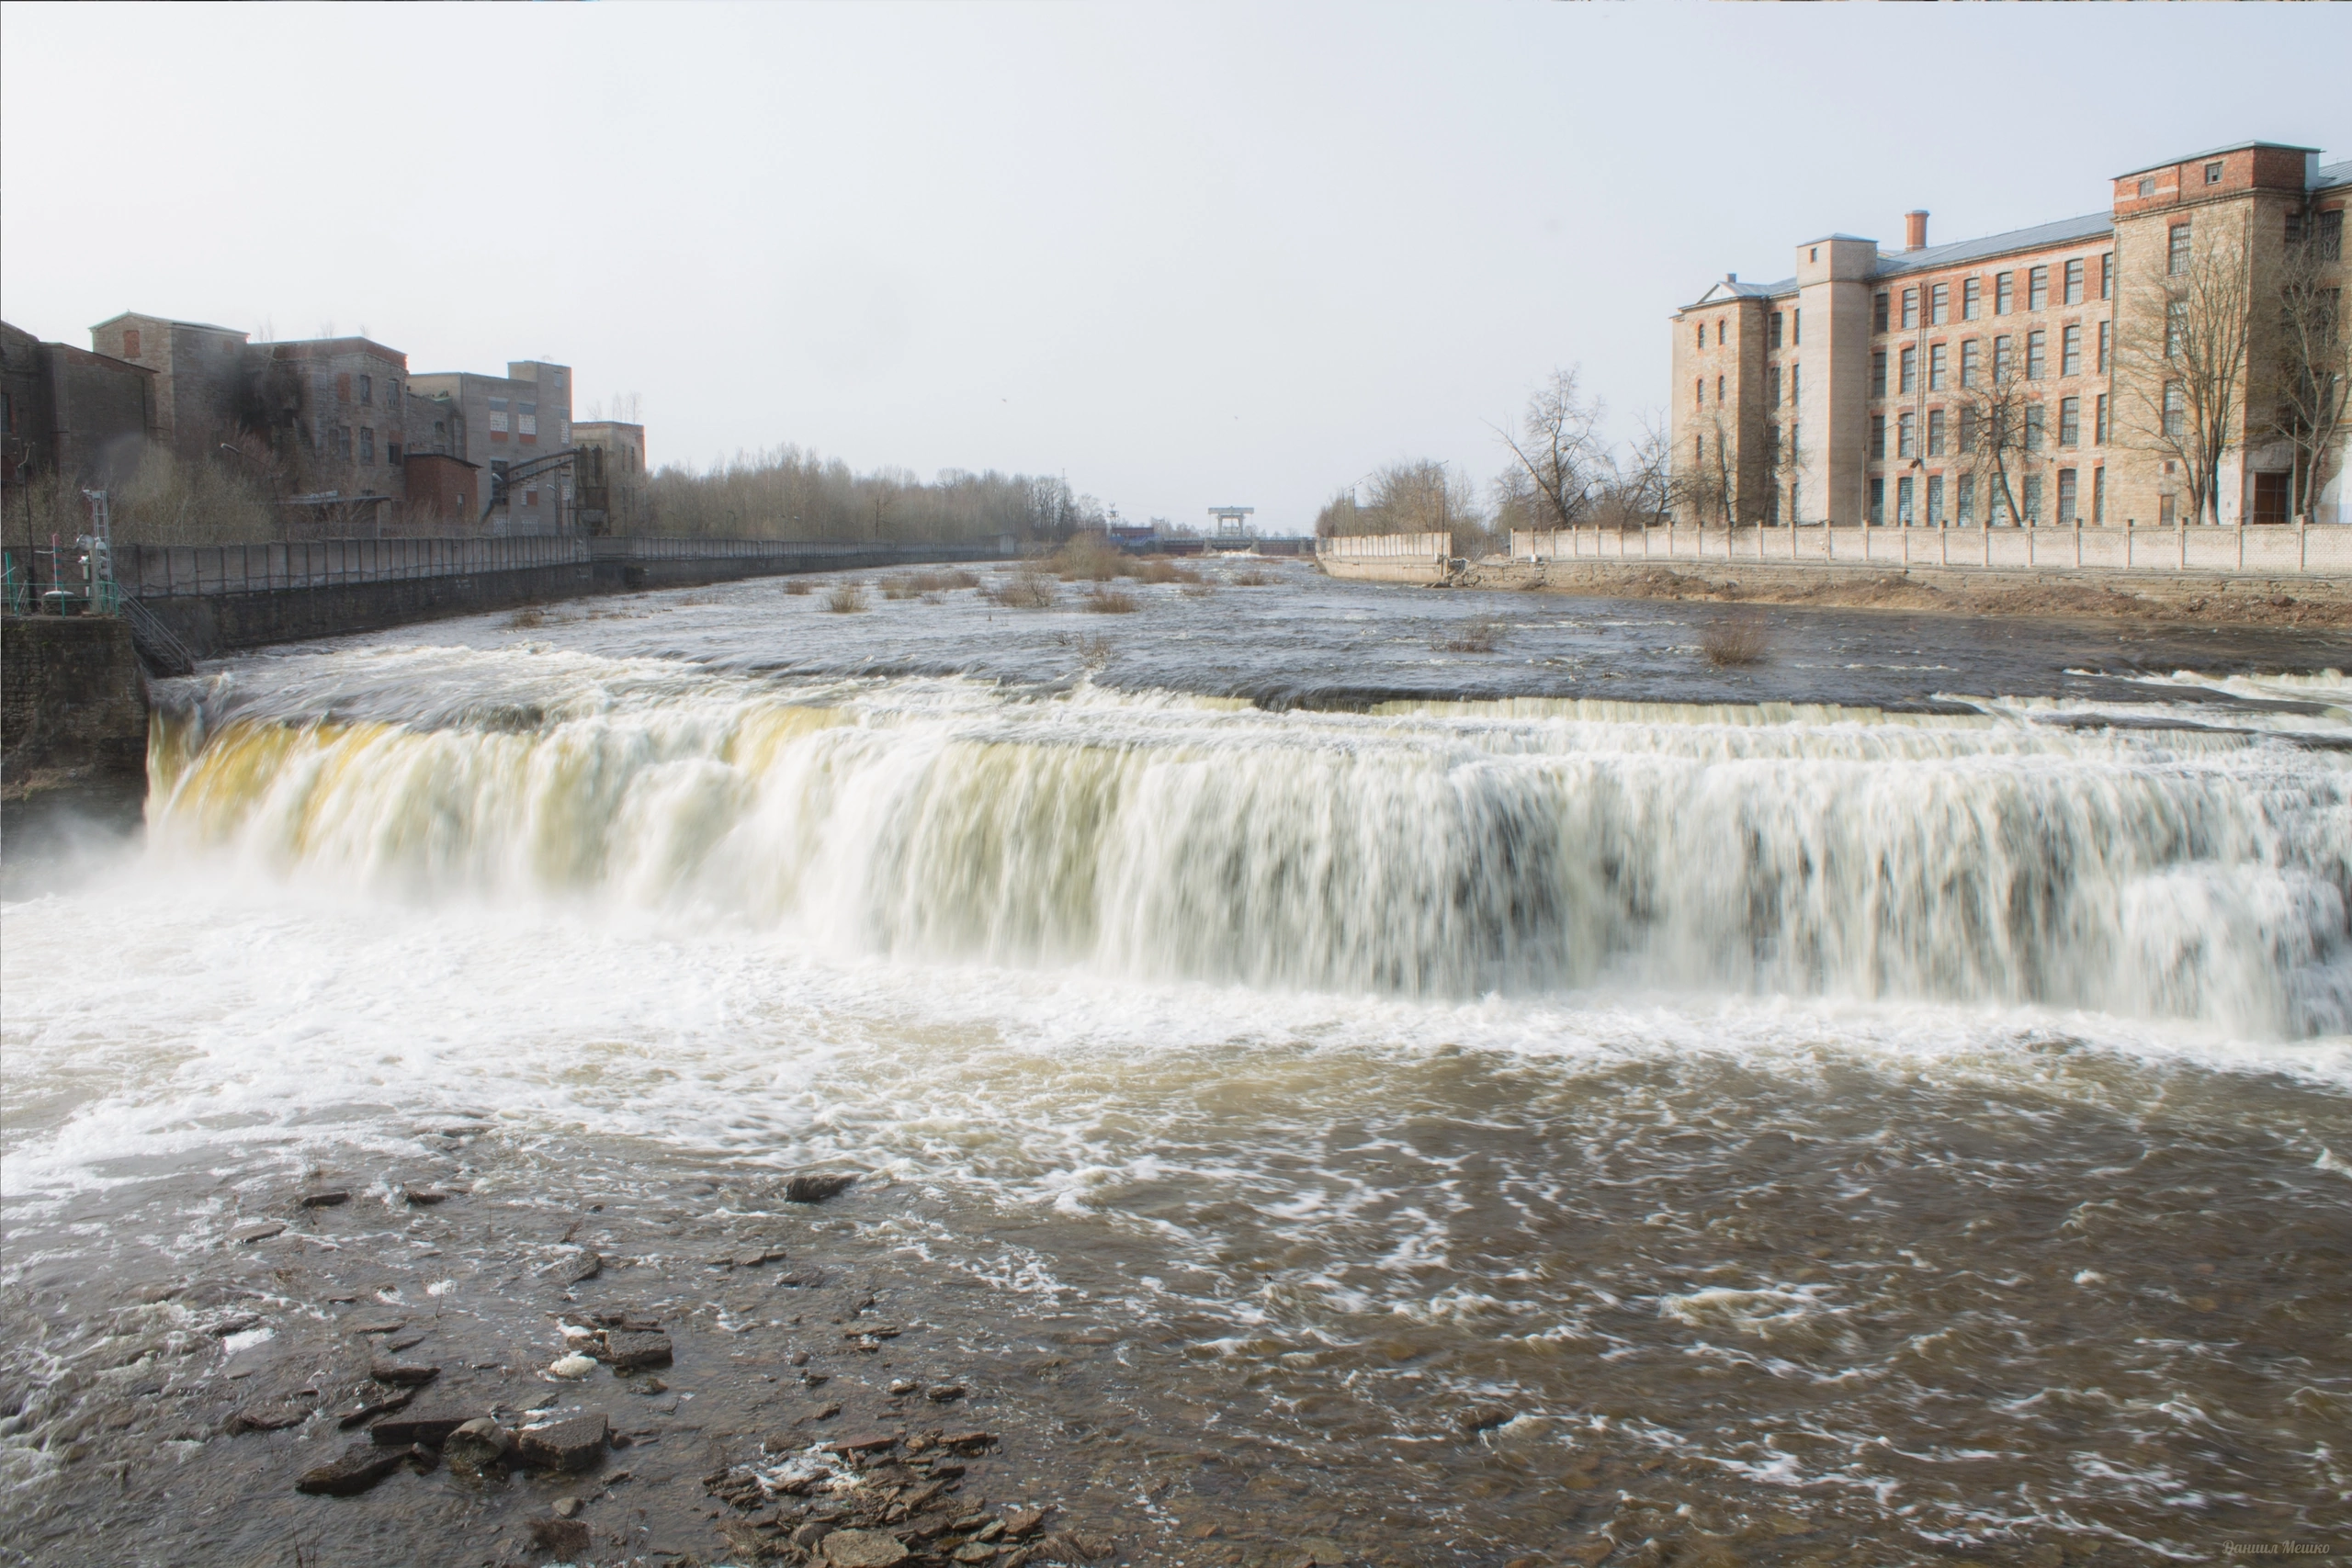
[367,1356,439,1387]
[786,1173,857,1204]
[820,1529,910,1566]
[516,1410,609,1471]
[443,1417,515,1474]
[223,1404,308,1435]
[368,1408,471,1447]
[528,1517,592,1557]
[597,1329,673,1371]
[293,1440,434,1496]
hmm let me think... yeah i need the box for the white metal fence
[1510,523,2352,577]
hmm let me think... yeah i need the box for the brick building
[406,361,574,536]
[1,321,156,504]
[1672,140,2348,529]
[571,420,647,535]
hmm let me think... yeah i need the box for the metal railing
[1509,521,2352,577]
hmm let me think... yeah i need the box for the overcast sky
[4,3,2346,531]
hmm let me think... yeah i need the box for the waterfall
[147,676,2352,1037]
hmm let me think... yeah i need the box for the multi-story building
[1672,139,2348,529]
[406,361,575,536]
[571,420,648,535]
[2,321,156,500]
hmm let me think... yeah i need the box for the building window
[1927,474,1945,526]
[489,396,510,440]
[2061,324,2082,378]
[2159,492,2177,528]
[2169,221,2192,276]
[2166,300,2187,359]
[1993,335,2013,382]
[2028,266,2049,311]
[1695,378,1704,408]
[1716,320,1725,344]
[335,425,352,458]
[388,441,401,466]
[1898,412,1917,458]
[1870,479,1885,525]
[519,401,538,442]
[1991,479,2010,528]
[1930,283,1950,326]
[1962,278,1981,321]
[1694,434,1703,465]
[2163,380,2185,436]
[2315,209,2344,261]
[1790,479,1801,521]
[2204,160,2223,186]
[1896,475,1916,525]
[386,379,398,403]
[1928,408,1947,456]
[1715,376,1724,404]
[1902,288,1919,330]
[1695,323,1704,350]
[1996,273,2014,314]
[2026,327,2047,380]
[2059,396,2080,446]
[2099,252,2114,299]
[358,374,372,405]
[1928,343,1948,391]
[1960,339,1981,388]
[1958,474,1976,526]
[122,327,141,358]
[1769,312,1783,349]
[1767,366,1781,406]
[1899,346,1917,394]
[2095,393,2109,445]
[524,488,537,508]
[1792,308,1800,345]
[336,372,351,402]
[1789,363,1800,404]
[1958,406,1979,454]
[1871,414,1887,458]
[2057,468,2077,525]
[2023,473,2043,524]
[1871,352,1888,398]
[2098,320,2111,374]
[2093,467,2106,524]
[2064,259,2084,307]
[2025,403,2045,451]
[1874,292,1891,333]
[359,426,374,462]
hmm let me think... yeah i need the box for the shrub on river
[825,582,870,613]
[1701,613,1770,667]
[1081,586,1138,614]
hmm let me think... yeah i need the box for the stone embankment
[1,615,148,840]
[1456,556,2352,630]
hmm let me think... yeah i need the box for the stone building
[405,361,574,536]
[87,313,254,465]
[570,420,648,535]
[1,321,156,502]
[1672,140,2348,529]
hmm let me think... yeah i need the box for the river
[4,558,2348,1566]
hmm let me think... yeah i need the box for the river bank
[1453,557,2352,629]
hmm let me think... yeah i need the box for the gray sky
[4,2,2346,532]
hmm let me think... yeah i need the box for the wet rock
[1454,1403,1514,1437]
[528,1517,592,1557]
[590,1311,662,1332]
[597,1329,673,1371]
[401,1185,449,1205]
[952,1546,998,1563]
[791,1521,833,1550]
[823,1431,900,1457]
[1001,1507,1050,1539]
[445,1417,515,1474]
[888,1380,918,1396]
[562,1251,604,1284]
[224,1404,308,1435]
[926,1384,966,1403]
[300,1190,349,1209]
[368,1408,471,1447]
[208,1314,264,1338]
[938,1430,997,1456]
[789,1350,812,1367]
[739,1246,790,1267]
[552,1495,582,1518]
[516,1410,609,1471]
[368,1357,439,1387]
[786,1174,857,1204]
[345,1316,406,1336]
[294,1440,431,1496]
[548,1353,598,1379]
[337,1389,415,1429]
[821,1529,909,1566]
[232,1221,286,1244]
[808,1402,842,1422]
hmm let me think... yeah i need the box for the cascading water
[147,660,2352,1036]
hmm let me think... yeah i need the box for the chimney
[1905,210,1929,252]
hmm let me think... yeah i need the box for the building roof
[266,337,407,367]
[2316,159,2352,193]
[2114,140,2320,180]
[90,311,245,335]
[1871,210,2113,281]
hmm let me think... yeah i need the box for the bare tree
[1491,368,1609,529]
[2260,220,2349,521]
[1673,410,1738,527]
[1600,416,1676,530]
[1953,362,2037,526]
[2118,213,2254,526]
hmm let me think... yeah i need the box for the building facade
[571,420,647,535]
[2,321,156,504]
[406,361,575,536]
[1672,140,2348,529]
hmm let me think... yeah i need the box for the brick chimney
[1905,210,1929,251]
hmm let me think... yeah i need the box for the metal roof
[2316,159,2352,192]
[1871,210,2113,280]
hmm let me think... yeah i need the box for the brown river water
[4,561,2349,1567]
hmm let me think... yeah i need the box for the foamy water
[5,576,2349,1560]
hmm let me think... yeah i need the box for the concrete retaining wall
[1316,532,1453,584]
[2,615,149,832]
[1510,523,2352,576]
